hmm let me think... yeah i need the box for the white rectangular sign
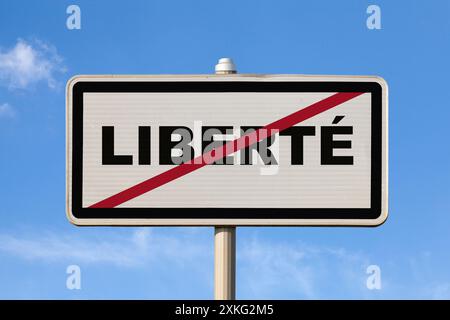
[66,75,388,226]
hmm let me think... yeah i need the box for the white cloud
[430,283,450,299]
[5,229,446,299]
[238,238,370,299]
[0,39,65,89]
[0,229,211,268]
[239,239,317,298]
[0,103,15,118]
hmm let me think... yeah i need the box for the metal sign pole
[214,227,236,300]
[214,58,237,300]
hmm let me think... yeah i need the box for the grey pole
[214,58,237,300]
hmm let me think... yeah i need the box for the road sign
[66,75,388,226]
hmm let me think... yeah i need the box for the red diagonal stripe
[89,92,364,208]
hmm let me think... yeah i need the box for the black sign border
[71,81,382,220]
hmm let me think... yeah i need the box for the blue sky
[0,0,449,299]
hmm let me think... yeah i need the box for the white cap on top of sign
[215,58,237,74]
